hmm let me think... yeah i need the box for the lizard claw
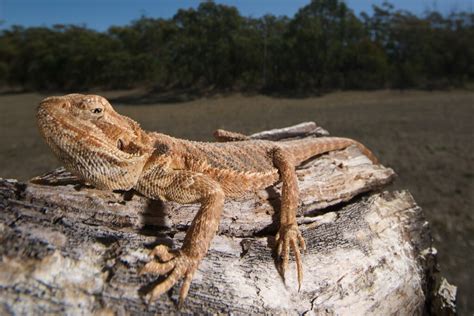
[275,224,306,291]
[141,245,198,305]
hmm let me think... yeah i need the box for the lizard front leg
[137,169,224,305]
[272,147,306,290]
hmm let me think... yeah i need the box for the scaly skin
[37,94,378,305]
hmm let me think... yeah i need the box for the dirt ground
[0,90,472,313]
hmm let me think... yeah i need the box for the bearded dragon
[37,94,378,305]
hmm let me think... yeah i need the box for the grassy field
[0,89,472,313]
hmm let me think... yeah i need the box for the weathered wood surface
[248,121,330,140]
[0,123,456,315]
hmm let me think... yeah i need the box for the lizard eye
[92,108,103,114]
[117,139,124,150]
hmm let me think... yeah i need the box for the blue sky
[1,0,472,31]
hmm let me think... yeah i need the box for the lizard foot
[140,245,198,306]
[275,224,307,291]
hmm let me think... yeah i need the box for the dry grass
[0,89,472,313]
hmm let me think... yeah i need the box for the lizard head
[37,94,153,190]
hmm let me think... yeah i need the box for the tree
[0,1,472,92]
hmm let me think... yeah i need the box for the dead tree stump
[0,123,456,315]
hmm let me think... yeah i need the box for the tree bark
[0,123,456,315]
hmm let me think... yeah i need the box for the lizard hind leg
[213,129,250,142]
[272,147,307,291]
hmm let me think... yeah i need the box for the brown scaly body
[37,94,378,305]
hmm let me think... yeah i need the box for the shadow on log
[0,123,456,315]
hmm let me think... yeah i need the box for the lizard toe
[140,259,175,275]
[144,251,199,305]
[275,224,305,290]
[149,244,177,261]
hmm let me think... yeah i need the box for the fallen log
[0,123,456,315]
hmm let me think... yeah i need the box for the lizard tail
[280,137,379,165]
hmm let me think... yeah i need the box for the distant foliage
[0,0,473,92]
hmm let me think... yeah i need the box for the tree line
[0,0,473,92]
